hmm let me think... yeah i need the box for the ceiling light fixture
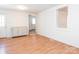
[17,5,28,10]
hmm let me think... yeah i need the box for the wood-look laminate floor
[0,33,79,54]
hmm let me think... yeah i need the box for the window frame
[0,14,6,27]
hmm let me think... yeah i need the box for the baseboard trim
[37,33,79,48]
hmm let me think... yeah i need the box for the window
[32,17,36,24]
[57,7,68,28]
[0,15,5,27]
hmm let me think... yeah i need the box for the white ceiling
[0,4,58,13]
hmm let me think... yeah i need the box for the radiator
[11,26,29,37]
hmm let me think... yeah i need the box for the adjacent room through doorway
[29,15,36,34]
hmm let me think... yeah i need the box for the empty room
[0,4,79,54]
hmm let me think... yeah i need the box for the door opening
[29,15,36,34]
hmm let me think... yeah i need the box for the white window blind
[0,15,5,27]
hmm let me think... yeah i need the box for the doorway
[29,15,36,34]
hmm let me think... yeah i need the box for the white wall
[36,5,79,48]
[0,9,29,37]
